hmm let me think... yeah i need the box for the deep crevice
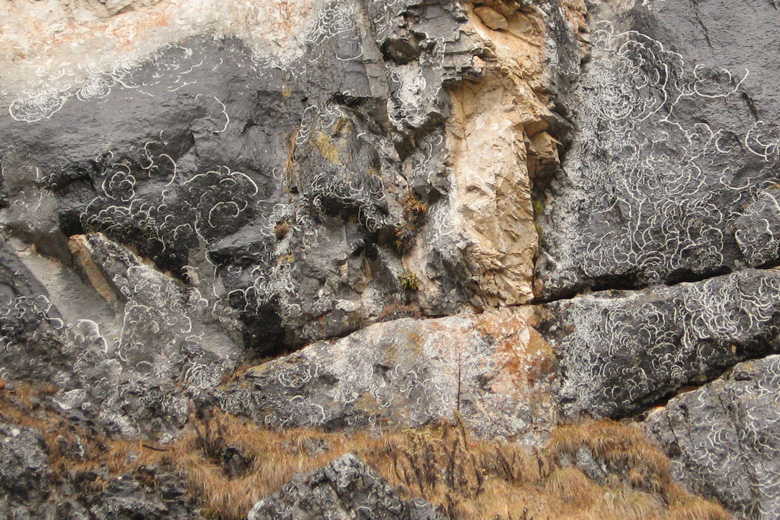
[532,260,780,306]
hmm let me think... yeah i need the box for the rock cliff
[0,0,778,519]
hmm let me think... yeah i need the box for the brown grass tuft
[0,386,730,520]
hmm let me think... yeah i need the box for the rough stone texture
[645,355,780,520]
[222,307,558,441]
[0,419,201,520]
[4,0,776,518]
[0,422,52,516]
[429,0,570,308]
[0,232,241,438]
[247,453,445,520]
[541,268,780,419]
[536,0,780,298]
[0,0,588,356]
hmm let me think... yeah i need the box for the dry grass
[0,385,730,520]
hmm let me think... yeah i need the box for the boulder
[222,307,558,441]
[247,453,445,520]
[541,269,780,419]
[646,355,780,520]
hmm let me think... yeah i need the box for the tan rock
[474,6,509,31]
[527,132,561,177]
[68,235,120,308]
[432,0,567,308]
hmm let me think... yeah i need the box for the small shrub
[394,193,429,253]
[399,271,421,292]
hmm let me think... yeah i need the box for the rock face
[0,423,51,517]
[537,0,780,298]
[247,453,445,520]
[645,355,780,520]
[2,0,780,519]
[222,307,557,441]
[0,0,586,355]
[541,268,780,419]
[0,232,241,438]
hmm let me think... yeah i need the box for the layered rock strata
[1,0,779,519]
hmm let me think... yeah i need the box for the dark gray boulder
[645,355,780,520]
[537,0,780,298]
[247,453,445,520]
[541,268,780,419]
[0,419,201,520]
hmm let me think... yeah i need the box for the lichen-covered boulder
[0,423,51,516]
[0,232,241,437]
[222,307,558,441]
[247,453,445,520]
[645,355,780,520]
[541,269,780,419]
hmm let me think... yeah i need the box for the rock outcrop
[645,355,780,520]
[1,0,779,519]
[0,423,51,518]
[247,453,444,520]
[222,307,557,441]
[540,269,780,418]
[537,0,780,298]
[0,420,200,519]
[541,268,780,419]
[0,232,241,438]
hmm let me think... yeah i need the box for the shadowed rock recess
[0,0,779,518]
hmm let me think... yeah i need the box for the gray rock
[0,0,483,354]
[537,0,780,297]
[541,268,780,419]
[645,355,780,520]
[0,233,242,437]
[221,307,558,441]
[0,423,51,508]
[247,453,445,520]
[0,419,201,520]
[85,470,201,520]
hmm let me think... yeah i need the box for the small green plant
[531,198,545,217]
[399,271,421,292]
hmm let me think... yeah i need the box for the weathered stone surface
[537,0,780,298]
[645,355,780,520]
[0,423,51,515]
[0,0,588,355]
[0,233,241,437]
[0,0,485,353]
[474,6,509,31]
[428,0,557,308]
[0,419,201,520]
[541,269,780,419]
[222,307,558,441]
[247,453,445,520]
